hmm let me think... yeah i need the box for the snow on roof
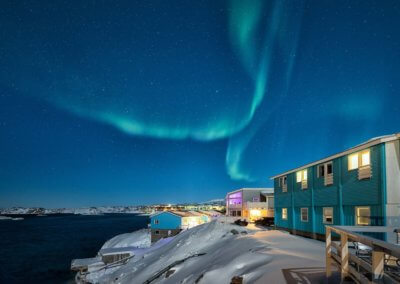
[150,210,204,218]
[270,133,400,179]
[226,188,272,196]
[71,257,103,270]
[99,247,136,256]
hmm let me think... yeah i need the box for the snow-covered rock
[101,229,151,250]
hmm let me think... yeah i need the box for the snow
[0,206,141,215]
[101,229,151,249]
[0,216,13,220]
[83,218,327,284]
[0,216,24,221]
[71,257,104,270]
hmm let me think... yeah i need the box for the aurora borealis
[1,0,400,207]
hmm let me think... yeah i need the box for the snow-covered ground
[82,218,328,284]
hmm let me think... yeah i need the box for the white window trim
[355,206,371,226]
[348,149,371,171]
[318,162,333,178]
[300,207,309,222]
[282,208,288,220]
[323,207,333,224]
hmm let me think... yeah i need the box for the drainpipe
[381,143,387,227]
[311,167,316,239]
[338,157,344,225]
[292,173,296,234]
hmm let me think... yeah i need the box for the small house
[150,211,207,243]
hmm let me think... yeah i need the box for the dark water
[0,214,149,284]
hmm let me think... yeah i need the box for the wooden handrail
[326,225,400,283]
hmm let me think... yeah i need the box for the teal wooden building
[271,134,400,239]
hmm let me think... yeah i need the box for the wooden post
[326,227,332,278]
[340,233,349,279]
[371,246,384,281]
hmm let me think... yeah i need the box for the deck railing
[326,225,400,283]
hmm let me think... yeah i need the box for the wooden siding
[273,144,385,236]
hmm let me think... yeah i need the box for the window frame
[360,149,371,167]
[300,207,309,222]
[154,219,159,224]
[282,208,288,220]
[296,169,307,183]
[323,207,333,224]
[348,149,371,171]
[282,176,287,192]
[317,164,325,178]
[355,206,371,226]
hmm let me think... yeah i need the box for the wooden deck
[326,225,400,283]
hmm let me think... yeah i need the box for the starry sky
[1,0,400,208]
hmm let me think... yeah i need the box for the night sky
[1,0,400,208]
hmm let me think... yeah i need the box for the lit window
[296,171,302,182]
[301,208,308,222]
[282,208,287,220]
[323,207,333,224]
[356,206,370,225]
[361,150,370,167]
[303,170,308,181]
[296,170,307,182]
[348,153,359,170]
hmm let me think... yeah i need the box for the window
[237,211,241,217]
[323,207,333,224]
[282,208,287,220]
[361,150,370,167]
[296,169,307,182]
[348,149,371,170]
[349,153,359,170]
[154,219,159,224]
[301,208,308,222]
[356,206,370,225]
[327,162,333,175]
[318,164,325,177]
[155,230,160,235]
[252,197,260,202]
[280,176,287,192]
[296,171,302,182]
[228,191,242,206]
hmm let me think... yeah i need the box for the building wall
[385,140,400,227]
[150,212,181,230]
[274,143,388,236]
[151,228,181,243]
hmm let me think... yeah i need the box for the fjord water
[0,214,149,283]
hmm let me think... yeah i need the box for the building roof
[150,210,203,218]
[226,188,273,197]
[270,133,400,179]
